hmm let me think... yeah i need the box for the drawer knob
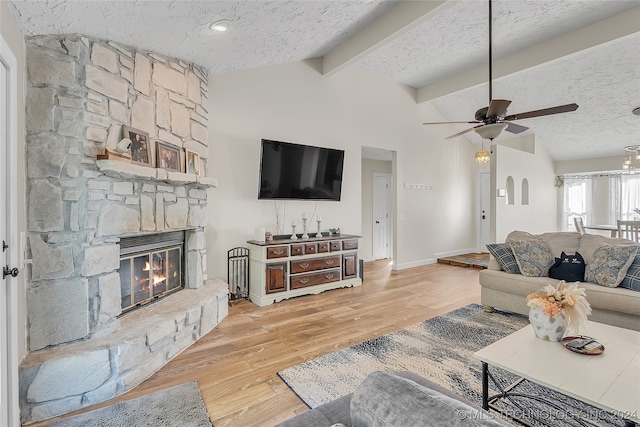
[300,262,309,268]
[325,260,334,265]
[325,273,334,279]
[300,278,309,284]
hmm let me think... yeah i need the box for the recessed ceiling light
[209,20,230,32]
[633,106,640,116]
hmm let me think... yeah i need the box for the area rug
[278,304,625,427]
[41,381,212,427]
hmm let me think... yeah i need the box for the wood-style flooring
[31,260,481,427]
[437,252,489,269]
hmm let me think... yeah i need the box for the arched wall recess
[521,178,529,205]
[506,176,515,205]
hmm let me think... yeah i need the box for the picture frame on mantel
[123,126,152,166]
[186,150,200,175]
[200,158,207,177]
[156,141,181,172]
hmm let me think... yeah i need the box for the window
[561,174,640,231]
[562,177,592,231]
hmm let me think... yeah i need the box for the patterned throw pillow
[620,254,640,291]
[509,239,554,277]
[585,244,638,287]
[486,243,520,274]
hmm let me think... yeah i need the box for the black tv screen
[258,139,344,200]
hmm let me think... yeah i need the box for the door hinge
[2,240,7,252]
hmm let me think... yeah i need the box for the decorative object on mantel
[526,280,592,341]
[156,141,181,172]
[290,221,298,240]
[97,138,133,162]
[186,149,200,175]
[316,215,322,236]
[123,126,152,166]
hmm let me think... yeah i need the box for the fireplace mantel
[96,160,218,188]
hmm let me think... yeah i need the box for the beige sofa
[479,231,640,332]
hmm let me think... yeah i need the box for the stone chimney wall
[20,35,228,424]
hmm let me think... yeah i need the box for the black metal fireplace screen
[119,231,185,313]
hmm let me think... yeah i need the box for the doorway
[372,173,391,260]
[361,147,394,263]
[479,172,491,251]
[1,34,20,427]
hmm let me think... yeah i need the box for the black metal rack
[227,247,249,302]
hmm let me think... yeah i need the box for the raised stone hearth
[20,34,227,424]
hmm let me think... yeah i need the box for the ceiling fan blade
[504,103,578,121]
[423,121,480,125]
[504,121,529,134]
[487,99,511,118]
[445,125,481,140]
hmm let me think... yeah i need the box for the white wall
[361,159,392,261]
[206,61,478,278]
[1,0,27,361]
[494,135,557,242]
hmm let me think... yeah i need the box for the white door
[1,35,20,427]
[372,173,391,260]
[480,172,491,251]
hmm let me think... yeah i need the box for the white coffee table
[474,321,640,426]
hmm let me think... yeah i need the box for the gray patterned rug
[278,304,625,427]
[41,381,212,427]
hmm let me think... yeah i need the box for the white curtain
[621,175,640,220]
[562,176,593,231]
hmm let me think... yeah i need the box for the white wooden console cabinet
[247,234,361,306]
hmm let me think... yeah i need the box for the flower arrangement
[526,280,592,334]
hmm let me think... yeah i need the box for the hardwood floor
[32,261,481,427]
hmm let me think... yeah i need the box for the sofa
[275,371,512,427]
[480,231,640,332]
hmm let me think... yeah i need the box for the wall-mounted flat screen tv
[258,139,345,201]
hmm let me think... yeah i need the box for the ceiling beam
[322,0,455,77]
[417,6,640,103]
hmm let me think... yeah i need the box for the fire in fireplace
[119,231,185,313]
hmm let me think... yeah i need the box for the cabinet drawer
[342,239,358,250]
[267,246,289,259]
[305,243,317,254]
[318,242,330,253]
[291,244,304,256]
[290,255,341,274]
[330,241,341,251]
[290,268,341,289]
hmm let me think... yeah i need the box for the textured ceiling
[7,0,640,163]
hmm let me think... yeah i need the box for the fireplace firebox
[119,231,185,313]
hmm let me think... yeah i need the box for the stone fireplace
[19,34,228,424]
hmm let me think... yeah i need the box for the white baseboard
[392,258,437,270]
[433,247,478,259]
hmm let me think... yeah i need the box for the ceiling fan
[423,0,578,141]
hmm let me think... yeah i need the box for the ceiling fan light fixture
[475,150,491,164]
[474,122,508,140]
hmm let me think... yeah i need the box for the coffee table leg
[481,362,488,410]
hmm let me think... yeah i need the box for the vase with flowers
[526,280,592,341]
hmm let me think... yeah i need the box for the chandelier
[622,145,640,174]
[475,139,491,164]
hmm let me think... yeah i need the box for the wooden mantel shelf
[96,159,218,188]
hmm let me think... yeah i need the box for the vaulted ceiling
[8,0,640,162]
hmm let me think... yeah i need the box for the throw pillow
[548,251,586,282]
[486,243,520,274]
[509,239,554,277]
[585,244,638,287]
[619,254,640,291]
